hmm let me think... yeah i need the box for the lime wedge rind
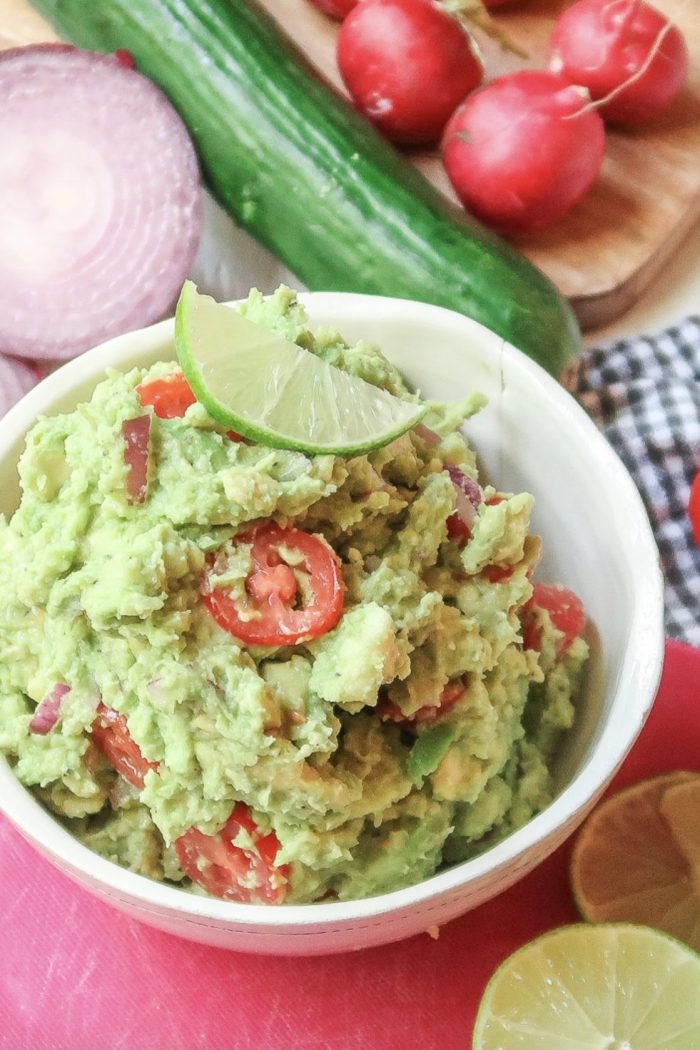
[473,923,700,1050]
[174,282,425,456]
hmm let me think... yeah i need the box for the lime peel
[174,281,426,456]
[473,923,700,1050]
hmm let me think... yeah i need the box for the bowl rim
[0,291,665,930]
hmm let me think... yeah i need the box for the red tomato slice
[137,371,197,419]
[203,522,344,646]
[690,471,700,547]
[91,703,158,789]
[175,803,289,904]
[522,582,585,654]
[446,513,472,547]
[137,371,243,441]
[379,678,466,728]
[482,564,515,584]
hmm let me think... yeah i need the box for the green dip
[0,288,588,904]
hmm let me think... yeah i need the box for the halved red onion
[446,465,482,527]
[414,423,441,447]
[0,45,202,360]
[0,353,38,417]
[123,415,151,504]
[29,683,70,735]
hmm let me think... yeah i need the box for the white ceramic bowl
[0,294,664,956]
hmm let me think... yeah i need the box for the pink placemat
[1,639,698,1050]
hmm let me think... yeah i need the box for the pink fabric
[1,640,698,1049]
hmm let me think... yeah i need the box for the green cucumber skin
[31,0,580,374]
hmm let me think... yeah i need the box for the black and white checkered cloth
[571,318,700,648]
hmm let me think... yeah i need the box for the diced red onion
[414,423,441,447]
[123,414,151,504]
[0,353,38,417]
[29,683,70,735]
[109,775,137,810]
[446,465,482,527]
[0,45,202,360]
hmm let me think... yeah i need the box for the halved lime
[571,772,700,951]
[174,282,425,456]
[473,923,700,1049]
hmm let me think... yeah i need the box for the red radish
[549,0,688,126]
[0,45,202,361]
[92,703,158,789]
[0,354,38,417]
[310,0,358,18]
[29,684,70,735]
[122,415,151,505]
[442,71,606,235]
[337,0,483,147]
[483,0,519,7]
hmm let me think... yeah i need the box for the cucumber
[31,0,580,374]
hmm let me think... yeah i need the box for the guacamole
[0,288,588,904]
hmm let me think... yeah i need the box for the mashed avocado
[0,288,588,904]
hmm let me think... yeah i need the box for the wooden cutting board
[2,0,700,330]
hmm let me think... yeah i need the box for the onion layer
[0,354,38,417]
[0,45,202,360]
[446,465,482,527]
[29,684,70,735]
[123,415,151,504]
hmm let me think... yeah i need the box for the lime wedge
[174,282,424,456]
[571,772,700,952]
[474,924,700,1049]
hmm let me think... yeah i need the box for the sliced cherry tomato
[137,371,197,419]
[91,703,157,789]
[482,564,515,583]
[446,513,472,547]
[137,372,243,442]
[204,522,344,646]
[379,678,465,728]
[175,802,289,904]
[521,582,585,654]
[690,471,700,547]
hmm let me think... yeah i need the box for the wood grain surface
[2,0,699,329]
